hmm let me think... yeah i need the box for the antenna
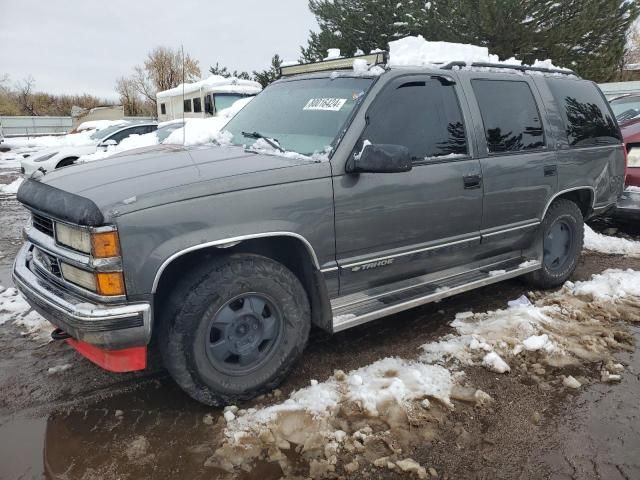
[182,44,185,146]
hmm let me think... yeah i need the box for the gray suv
[13,54,625,405]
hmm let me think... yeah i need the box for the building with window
[156,75,262,122]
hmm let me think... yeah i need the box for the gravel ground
[1,164,640,480]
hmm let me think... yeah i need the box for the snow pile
[210,269,640,476]
[5,130,96,150]
[626,185,640,193]
[156,75,261,99]
[163,96,253,146]
[584,225,640,257]
[0,177,22,195]
[0,286,50,342]
[388,35,568,71]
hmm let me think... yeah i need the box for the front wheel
[525,198,584,289]
[159,254,310,405]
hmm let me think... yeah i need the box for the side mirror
[101,139,117,147]
[347,143,412,174]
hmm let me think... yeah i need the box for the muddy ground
[1,170,640,479]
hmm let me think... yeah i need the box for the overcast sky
[0,0,318,101]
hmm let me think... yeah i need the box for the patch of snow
[78,132,160,163]
[75,119,129,132]
[156,75,261,99]
[522,334,552,351]
[0,286,50,341]
[324,48,342,60]
[563,375,581,389]
[488,269,506,277]
[519,260,539,268]
[626,185,640,192]
[0,177,23,195]
[48,364,72,374]
[507,294,532,308]
[584,225,640,257]
[482,352,510,373]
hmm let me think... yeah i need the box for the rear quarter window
[546,79,621,147]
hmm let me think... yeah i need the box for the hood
[22,143,330,223]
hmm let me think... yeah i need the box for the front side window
[472,80,545,153]
[547,79,622,147]
[363,78,468,160]
[193,97,202,113]
[224,77,374,156]
[160,103,166,115]
[183,99,192,113]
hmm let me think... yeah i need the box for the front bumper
[12,243,151,349]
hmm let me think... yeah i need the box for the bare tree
[124,46,201,111]
[116,76,144,116]
[16,76,37,115]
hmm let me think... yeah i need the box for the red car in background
[610,94,640,187]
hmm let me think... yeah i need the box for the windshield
[89,124,127,140]
[223,77,374,156]
[214,94,251,112]
[157,123,184,142]
[610,96,640,123]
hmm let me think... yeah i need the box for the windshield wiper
[241,131,285,153]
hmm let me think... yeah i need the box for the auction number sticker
[303,98,347,111]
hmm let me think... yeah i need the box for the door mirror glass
[348,143,412,173]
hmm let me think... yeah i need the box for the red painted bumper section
[66,338,147,372]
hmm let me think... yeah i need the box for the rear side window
[364,79,467,160]
[183,99,192,113]
[193,97,202,113]
[472,80,545,153]
[546,79,621,147]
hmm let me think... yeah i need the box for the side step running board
[331,259,541,332]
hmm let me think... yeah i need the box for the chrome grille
[33,248,62,278]
[32,213,54,237]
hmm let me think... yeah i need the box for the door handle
[463,174,482,189]
[544,165,558,177]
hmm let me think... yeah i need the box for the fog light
[60,263,97,291]
[96,272,125,296]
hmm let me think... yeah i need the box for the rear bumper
[612,189,640,221]
[12,243,152,350]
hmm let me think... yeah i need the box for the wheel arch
[55,156,79,169]
[542,187,595,219]
[152,233,333,332]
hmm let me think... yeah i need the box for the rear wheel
[159,254,310,405]
[525,199,583,289]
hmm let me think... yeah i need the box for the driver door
[332,75,484,295]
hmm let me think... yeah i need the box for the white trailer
[156,75,262,122]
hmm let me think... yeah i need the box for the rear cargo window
[472,80,545,153]
[546,79,621,147]
[364,79,468,160]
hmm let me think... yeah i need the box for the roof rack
[279,51,388,78]
[440,61,578,77]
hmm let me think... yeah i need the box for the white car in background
[20,122,157,176]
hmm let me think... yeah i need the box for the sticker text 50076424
[303,98,347,111]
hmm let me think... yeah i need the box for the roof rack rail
[440,61,578,77]
[279,51,388,78]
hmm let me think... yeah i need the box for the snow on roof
[387,35,568,72]
[156,75,262,99]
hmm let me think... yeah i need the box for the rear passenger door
[461,76,557,249]
[333,75,483,295]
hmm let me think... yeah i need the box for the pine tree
[301,0,638,81]
[253,54,283,88]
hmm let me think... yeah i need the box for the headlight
[55,223,91,253]
[628,146,640,167]
[55,222,121,258]
[34,152,58,162]
[60,262,97,291]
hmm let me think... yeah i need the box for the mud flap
[66,338,147,372]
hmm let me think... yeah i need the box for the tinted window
[107,125,155,144]
[193,97,202,113]
[472,80,544,153]
[547,79,621,147]
[214,94,249,112]
[363,79,467,160]
[183,99,192,113]
[610,95,640,122]
[160,103,166,115]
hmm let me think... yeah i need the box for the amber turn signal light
[96,272,125,296]
[92,231,120,258]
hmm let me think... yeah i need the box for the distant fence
[0,115,156,137]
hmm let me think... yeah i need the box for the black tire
[525,198,584,289]
[55,157,78,169]
[159,254,310,405]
